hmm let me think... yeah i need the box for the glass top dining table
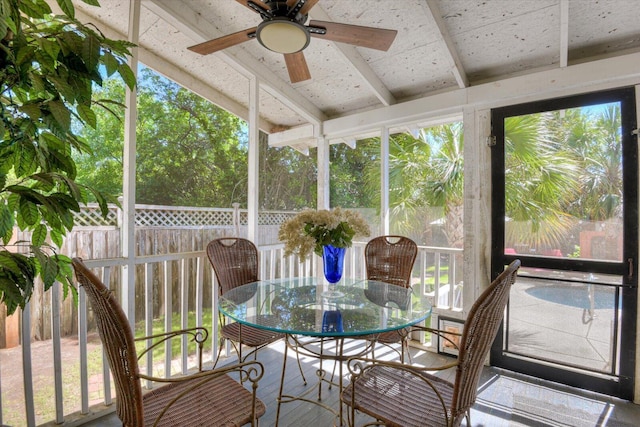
[219,277,432,426]
[218,276,433,338]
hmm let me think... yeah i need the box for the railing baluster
[145,263,153,389]
[196,256,204,327]
[102,267,113,405]
[22,304,35,427]
[52,281,64,423]
[433,251,441,306]
[289,254,295,277]
[449,253,456,309]
[420,249,427,294]
[163,260,172,377]
[212,266,219,361]
[78,283,89,414]
[180,258,188,374]
[273,247,277,279]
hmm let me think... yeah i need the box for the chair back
[207,237,259,296]
[72,258,143,426]
[451,259,520,423]
[365,235,418,288]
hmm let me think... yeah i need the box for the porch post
[247,75,259,243]
[463,107,492,312]
[121,0,140,325]
[381,126,390,234]
[317,130,329,278]
[317,131,330,210]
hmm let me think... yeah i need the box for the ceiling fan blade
[287,0,320,15]
[284,51,311,83]
[187,28,257,55]
[309,20,397,51]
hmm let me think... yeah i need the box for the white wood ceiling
[71,0,640,146]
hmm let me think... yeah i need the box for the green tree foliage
[504,113,581,249]
[419,123,464,248]
[77,67,249,207]
[73,77,125,198]
[0,0,135,314]
[259,133,317,210]
[78,60,624,263]
[330,139,378,209]
[364,126,462,247]
[574,104,622,220]
[136,71,248,206]
[78,66,321,210]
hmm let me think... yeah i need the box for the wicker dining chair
[342,259,521,427]
[206,237,284,368]
[363,235,418,363]
[72,258,266,427]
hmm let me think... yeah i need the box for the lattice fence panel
[73,203,118,227]
[259,211,296,225]
[71,204,297,229]
[133,206,238,227]
[135,206,235,227]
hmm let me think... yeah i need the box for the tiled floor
[74,342,639,427]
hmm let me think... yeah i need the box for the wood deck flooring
[71,339,640,426]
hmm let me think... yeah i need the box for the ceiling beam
[268,124,315,147]
[424,0,469,88]
[70,5,277,133]
[324,52,640,139]
[145,0,326,126]
[308,6,396,106]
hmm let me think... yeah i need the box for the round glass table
[218,277,432,426]
[218,276,432,336]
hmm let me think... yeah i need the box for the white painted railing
[2,242,461,427]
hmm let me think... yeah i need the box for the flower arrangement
[278,208,371,262]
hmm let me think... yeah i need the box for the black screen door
[490,87,637,399]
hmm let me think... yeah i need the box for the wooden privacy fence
[0,204,295,348]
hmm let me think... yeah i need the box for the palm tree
[382,116,582,253]
[365,132,433,240]
[577,104,622,221]
[364,124,463,247]
[420,123,464,249]
[504,113,581,251]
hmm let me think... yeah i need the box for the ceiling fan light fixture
[257,18,310,54]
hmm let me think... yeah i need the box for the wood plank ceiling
[71,0,640,149]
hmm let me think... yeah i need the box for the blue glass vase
[322,244,346,283]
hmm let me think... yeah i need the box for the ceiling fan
[187,0,398,83]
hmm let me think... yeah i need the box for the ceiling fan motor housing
[257,16,310,53]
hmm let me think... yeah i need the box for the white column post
[381,126,390,234]
[247,76,259,244]
[122,0,140,325]
[463,107,492,314]
[316,130,329,278]
[317,131,329,210]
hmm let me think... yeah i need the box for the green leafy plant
[568,245,580,258]
[278,207,371,262]
[0,0,135,314]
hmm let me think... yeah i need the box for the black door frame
[490,86,638,400]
